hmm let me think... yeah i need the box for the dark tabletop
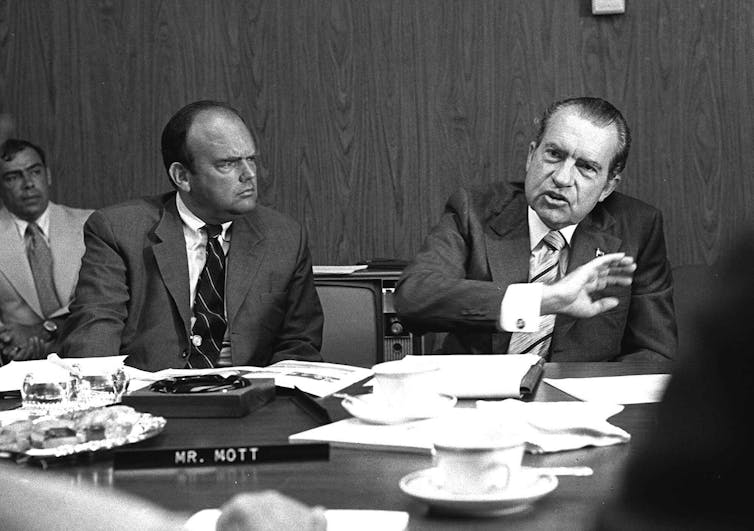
[3,361,673,530]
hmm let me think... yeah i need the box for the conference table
[5,362,673,530]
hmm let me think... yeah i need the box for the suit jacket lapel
[566,209,622,274]
[151,196,192,332]
[226,213,265,323]
[48,203,80,304]
[485,193,530,353]
[554,204,622,338]
[0,208,43,317]
[486,192,531,292]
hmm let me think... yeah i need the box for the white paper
[313,265,369,275]
[404,354,541,398]
[290,408,482,454]
[0,355,127,392]
[290,400,630,455]
[183,508,409,531]
[475,399,630,453]
[147,361,373,398]
[543,374,672,404]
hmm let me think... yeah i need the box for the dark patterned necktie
[507,230,567,358]
[186,224,227,368]
[25,222,62,318]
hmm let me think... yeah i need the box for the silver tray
[6,408,166,459]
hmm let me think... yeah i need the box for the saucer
[399,467,558,517]
[341,393,457,425]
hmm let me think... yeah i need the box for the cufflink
[42,320,58,338]
[595,248,605,257]
[191,335,203,347]
[516,318,525,330]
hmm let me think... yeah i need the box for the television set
[314,278,384,368]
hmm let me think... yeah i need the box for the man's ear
[45,167,52,187]
[598,174,621,202]
[525,141,537,173]
[168,162,191,192]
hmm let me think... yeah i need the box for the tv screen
[315,279,383,367]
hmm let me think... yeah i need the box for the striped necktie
[25,222,62,318]
[507,230,567,358]
[186,224,227,368]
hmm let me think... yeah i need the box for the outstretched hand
[541,253,636,318]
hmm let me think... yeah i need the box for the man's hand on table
[0,323,51,361]
[215,491,327,531]
[541,253,636,318]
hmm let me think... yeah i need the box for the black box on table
[122,378,275,418]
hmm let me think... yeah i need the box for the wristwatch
[42,320,58,339]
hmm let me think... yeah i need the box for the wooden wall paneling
[0,1,58,188]
[682,2,726,266]
[720,0,754,257]
[623,0,683,265]
[1,0,752,267]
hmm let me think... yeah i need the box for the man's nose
[551,160,575,187]
[21,171,37,188]
[239,160,256,181]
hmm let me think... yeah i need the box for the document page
[543,374,671,404]
[404,354,541,399]
[312,265,369,275]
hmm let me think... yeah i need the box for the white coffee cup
[432,413,525,495]
[371,358,439,409]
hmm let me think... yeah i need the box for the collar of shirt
[11,204,51,243]
[176,193,233,313]
[175,193,232,251]
[527,206,576,251]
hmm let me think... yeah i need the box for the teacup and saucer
[400,411,557,515]
[341,358,456,424]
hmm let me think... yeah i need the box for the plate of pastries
[0,405,166,458]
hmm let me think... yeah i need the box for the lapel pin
[595,248,605,257]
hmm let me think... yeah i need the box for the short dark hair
[534,97,631,177]
[0,139,47,166]
[160,100,246,176]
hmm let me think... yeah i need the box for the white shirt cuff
[499,283,543,332]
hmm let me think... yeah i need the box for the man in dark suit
[61,101,323,371]
[395,97,675,361]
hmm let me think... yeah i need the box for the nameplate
[113,443,329,470]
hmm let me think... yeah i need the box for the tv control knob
[390,321,404,335]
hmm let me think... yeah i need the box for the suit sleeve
[395,189,508,334]
[59,211,129,359]
[617,209,677,361]
[268,224,323,364]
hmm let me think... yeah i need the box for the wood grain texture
[0,0,751,267]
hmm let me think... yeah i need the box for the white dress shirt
[176,195,234,366]
[175,194,232,308]
[499,207,576,332]
[11,205,52,244]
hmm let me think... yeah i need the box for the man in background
[396,97,676,361]
[61,100,323,370]
[0,139,92,362]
